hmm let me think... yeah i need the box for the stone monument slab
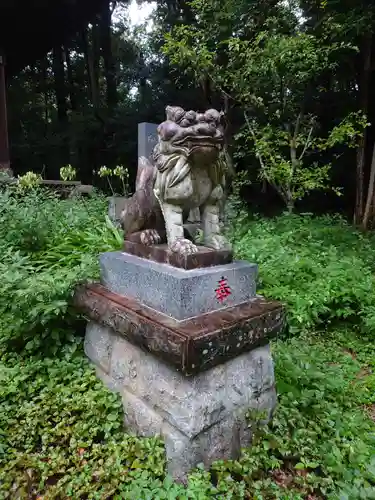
[138,122,158,161]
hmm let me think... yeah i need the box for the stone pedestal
[85,321,276,483]
[100,251,257,320]
[75,248,285,482]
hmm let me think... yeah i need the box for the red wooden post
[0,51,11,174]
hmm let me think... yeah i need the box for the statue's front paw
[140,229,162,246]
[170,238,198,255]
[204,234,232,251]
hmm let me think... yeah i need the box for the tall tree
[64,45,78,112]
[52,45,69,165]
[163,0,369,213]
[100,0,118,110]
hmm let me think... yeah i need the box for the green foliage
[163,0,367,210]
[0,194,374,498]
[0,347,167,499]
[60,164,77,181]
[98,165,130,196]
[209,330,375,499]
[237,112,367,211]
[1,330,373,498]
[0,188,123,351]
[16,171,43,191]
[231,213,375,335]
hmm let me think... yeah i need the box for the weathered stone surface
[138,122,158,161]
[74,283,285,375]
[183,222,200,241]
[122,107,231,257]
[100,251,257,320]
[123,240,233,270]
[120,387,270,483]
[154,106,231,254]
[110,334,275,438]
[87,321,277,483]
[84,321,114,373]
[108,196,127,225]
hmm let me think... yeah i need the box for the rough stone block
[110,335,275,438]
[123,240,233,270]
[84,321,114,373]
[88,321,277,483]
[100,251,258,320]
[121,389,259,482]
[75,283,284,375]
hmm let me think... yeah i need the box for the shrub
[231,213,375,336]
[0,188,123,352]
[209,330,375,499]
[0,191,374,498]
[0,346,167,499]
[1,331,373,498]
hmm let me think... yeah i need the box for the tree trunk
[178,0,196,24]
[52,45,70,167]
[92,22,101,101]
[65,46,78,112]
[100,0,117,110]
[82,27,100,111]
[354,32,372,224]
[200,75,212,106]
[222,94,235,179]
[39,56,49,175]
[0,51,11,175]
[52,46,68,124]
[40,57,49,125]
[362,142,375,230]
[81,25,105,182]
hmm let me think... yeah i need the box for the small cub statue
[120,106,231,256]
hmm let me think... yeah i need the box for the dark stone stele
[74,283,285,376]
[138,122,158,161]
[123,240,233,270]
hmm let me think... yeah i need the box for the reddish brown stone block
[74,283,285,376]
[123,240,233,270]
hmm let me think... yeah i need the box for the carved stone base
[123,240,233,270]
[84,320,277,483]
[74,283,284,375]
[75,243,284,481]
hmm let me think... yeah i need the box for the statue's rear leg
[121,156,165,245]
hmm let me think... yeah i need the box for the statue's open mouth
[173,134,223,149]
[188,143,221,154]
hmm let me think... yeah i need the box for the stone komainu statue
[120,106,231,255]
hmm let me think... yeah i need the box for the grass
[0,189,374,498]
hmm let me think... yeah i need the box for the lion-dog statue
[120,105,231,255]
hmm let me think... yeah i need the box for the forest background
[7,0,375,225]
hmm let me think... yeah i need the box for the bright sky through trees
[123,0,156,28]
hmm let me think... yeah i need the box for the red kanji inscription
[215,276,231,302]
